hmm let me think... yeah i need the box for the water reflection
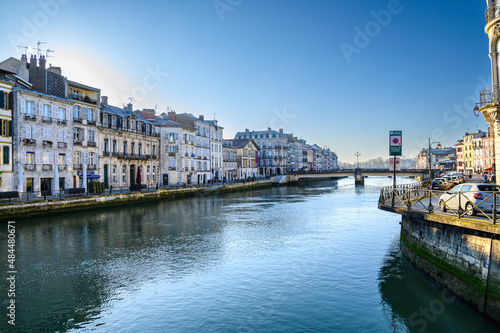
[378,237,499,332]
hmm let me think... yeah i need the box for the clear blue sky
[0,0,491,163]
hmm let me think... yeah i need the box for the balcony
[73,117,82,123]
[169,167,176,170]
[43,140,53,148]
[42,164,53,171]
[24,164,36,171]
[58,119,67,125]
[152,155,158,160]
[74,140,82,146]
[58,165,67,170]
[87,119,97,126]
[58,142,67,148]
[42,117,52,123]
[22,138,36,146]
[73,164,83,170]
[87,141,97,147]
[103,151,110,156]
[485,3,500,25]
[480,85,500,108]
[25,114,36,121]
[88,164,97,170]
[112,152,119,157]
[169,152,176,156]
[71,94,98,105]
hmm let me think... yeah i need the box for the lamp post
[428,139,441,181]
[355,151,361,169]
[474,103,496,183]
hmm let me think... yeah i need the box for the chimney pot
[101,96,108,104]
[199,115,204,121]
[168,110,176,122]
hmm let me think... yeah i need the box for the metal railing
[379,182,500,224]
[480,85,500,107]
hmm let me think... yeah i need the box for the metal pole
[428,138,432,182]
[393,155,396,188]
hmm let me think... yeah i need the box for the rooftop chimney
[168,110,176,121]
[245,128,249,133]
[268,127,271,132]
[279,128,283,133]
[199,115,204,121]
[126,103,133,112]
[39,56,46,69]
[47,65,61,75]
[101,96,108,105]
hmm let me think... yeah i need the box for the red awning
[485,167,493,171]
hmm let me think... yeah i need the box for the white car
[439,183,500,216]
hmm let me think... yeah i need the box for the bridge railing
[378,183,500,224]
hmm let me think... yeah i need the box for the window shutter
[0,92,4,109]
[58,130,63,142]
[94,153,98,166]
[43,128,48,141]
[35,152,41,165]
[81,128,85,141]
[68,153,73,165]
[84,151,89,165]
[82,107,88,120]
[8,121,12,137]
[36,102,42,116]
[26,126,32,139]
[48,128,52,140]
[20,99,25,114]
[8,93,12,110]
[62,130,66,142]
[54,152,58,165]
[21,151,26,164]
[51,106,58,119]
[66,108,70,120]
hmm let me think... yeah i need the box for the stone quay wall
[400,211,500,322]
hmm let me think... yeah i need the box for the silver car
[439,183,500,216]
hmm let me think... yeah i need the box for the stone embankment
[0,180,273,222]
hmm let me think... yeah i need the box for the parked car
[451,175,461,185]
[429,179,447,190]
[439,183,500,216]
[441,176,455,189]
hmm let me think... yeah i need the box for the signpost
[389,130,402,190]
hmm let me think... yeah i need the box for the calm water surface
[1,178,499,332]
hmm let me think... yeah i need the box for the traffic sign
[389,130,402,156]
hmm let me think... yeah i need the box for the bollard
[110,186,112,195]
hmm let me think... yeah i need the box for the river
[1,177,499,332]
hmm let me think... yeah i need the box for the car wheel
[465,202,476,216]
[439,201,447,212]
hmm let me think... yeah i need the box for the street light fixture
[428,139,441,181]
[355,151,361,169]
[474,103,481,117]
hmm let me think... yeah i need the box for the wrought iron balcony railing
[480,85,500,107]
[485,2,500,25]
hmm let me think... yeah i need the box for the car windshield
[477,185,500,192]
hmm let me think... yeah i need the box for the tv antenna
[35,40,46,58]
[46,48,55,59]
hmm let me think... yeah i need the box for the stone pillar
[482,107,500,184]
[354,168,364,185]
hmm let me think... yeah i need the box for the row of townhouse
[415,146,456,171]
[234,128,338,176]
[0,54,338,193]
[455,129,494,175]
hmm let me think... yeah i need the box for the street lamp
[428,139,441,181]
[355,151,361,169]
[474,103,481,117]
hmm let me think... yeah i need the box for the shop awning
[87,175,101,179]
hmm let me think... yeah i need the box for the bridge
[285,168,438,184]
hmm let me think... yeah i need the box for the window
[59,108,65,121]
[123,142,127,155]
[168,133,176,142]
[58,154,65,165]
[74,151,81,164]
[122,165,127,182]
[153,166,156,181]
[73,128,81,142]
[104,139,109,153]
[152,145,156,156]
[147,166,150,181]
[131,142,135,156]
[3,146,9,165]
[88,129,95,143]
[169,159,175,168]
[138,143,142,156]
[73,106,80,120]
[26,152,35,165]
[113,165,117,183]
[169,145,176,154]
[112,140,117,153]
[43,105,50,119]
[88,108,94,122]
[89,152,94,165]
[26,101,34,116]
[2,120,8,137]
